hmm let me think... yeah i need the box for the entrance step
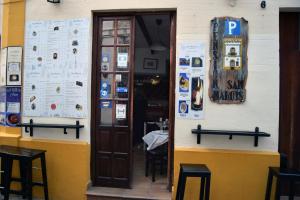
[86,186,171,200]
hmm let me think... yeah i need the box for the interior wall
[134,48,169,75]
[22,0,300,151]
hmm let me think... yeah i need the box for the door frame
[91,10,177,188]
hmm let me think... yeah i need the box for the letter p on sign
[225,19,241,36]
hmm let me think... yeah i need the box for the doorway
[91,11,176,191]
[279,12,300,194]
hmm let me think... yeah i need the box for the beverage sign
[209,17,248,104]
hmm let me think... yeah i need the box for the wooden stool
[265,167,300,200]
[176,164,211,200]
[0,145,48,200]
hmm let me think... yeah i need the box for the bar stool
[0,145,49,200]
[265,167,300,200]
[176,164,211,200]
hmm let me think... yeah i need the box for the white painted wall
[23,0,300,151]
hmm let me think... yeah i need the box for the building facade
[1,0,300,199]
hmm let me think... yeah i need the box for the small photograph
[192,57,203,67]
[50,103,56,110]
[54,26,59,31]
[191,77,204,111]
[7,114,20,125]
[53,53,58,60]
[224,57,241,70]
[179,57,190,67]
[31,103,36,110]
[33,45,37,51]
[76,81,83,87]
[223,40,242,70]
[32,31,37,37]
[179,73,189,93]
[225,43,240,56]
[30,96,36,103]
[75,104,83,111]
[72,40,79,46]
[178,100,188,114]
[73,48,78,55]
[9,75,19,82]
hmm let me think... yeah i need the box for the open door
[91,15,135,188]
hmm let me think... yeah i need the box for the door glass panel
[115,101,128,126]
[116,47,129,71]
[99,100,113,125]
[115,73,129,99]
[102,20,114,45]
[100,73,113,99]
[101,47,114,72]
[117,20,130,45]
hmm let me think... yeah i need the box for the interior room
[132,14,170,194]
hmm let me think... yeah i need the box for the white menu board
[23,18,89,118]
[177,42,205,120]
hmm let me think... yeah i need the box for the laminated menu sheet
[23,18,90,118]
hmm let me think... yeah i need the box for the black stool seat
[176,164,211,200]
[265,167,300,200]
[0,145,48,200]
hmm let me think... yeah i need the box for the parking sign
[225,19,241,36]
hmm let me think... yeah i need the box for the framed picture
[143,58,158,70]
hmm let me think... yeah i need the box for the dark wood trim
[91,14,99,186]
[168,12,176,191]
[129,16,136,188]
[91,10,177,189]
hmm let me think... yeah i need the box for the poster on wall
[209,17,248,104]
[177,42,205,119]
[7,47,23,86]
[0,87,21,126]
[23,18,90,118]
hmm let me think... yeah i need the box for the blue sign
[225,19,241,36]
[100,100,112,108]
[0,87,22,127]
[116,87,128,93]
[100,81,111,98]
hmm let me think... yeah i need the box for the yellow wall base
[173,147,280,200]
[19,138,90,200]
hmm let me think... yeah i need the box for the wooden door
[279,12,300,171]
[91,15,134,188]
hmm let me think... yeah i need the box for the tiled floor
[87,146,171,200]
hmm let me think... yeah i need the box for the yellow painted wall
[1,1,91,200]
[19,138,90,200]
[173,147,280,200]
[2,0,25,47]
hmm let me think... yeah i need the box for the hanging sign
[209,17,248,104]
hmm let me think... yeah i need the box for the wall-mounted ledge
[17,119,84,139]
[191,125,271,147]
